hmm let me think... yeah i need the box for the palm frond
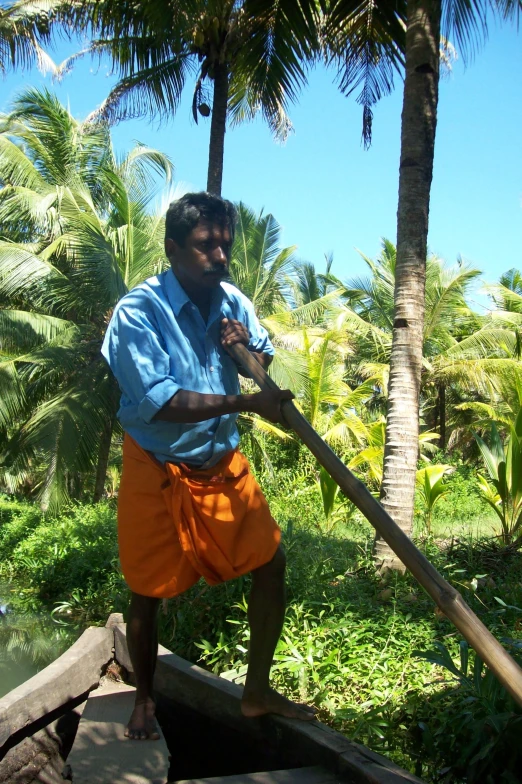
[325,0,405,145]
[0,242,72,309]
[0,0,55,74]
[235,0,318,138]
[0,310,73,352]
[441,0,488,63]
[85,48,194,124]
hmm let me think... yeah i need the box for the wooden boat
[0,613,425,783]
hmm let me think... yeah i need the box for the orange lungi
[117,435,281,598]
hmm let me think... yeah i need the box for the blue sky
[1,23,521,302]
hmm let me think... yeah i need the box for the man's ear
[165,238,177,259]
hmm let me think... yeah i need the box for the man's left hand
[221,318,249,351]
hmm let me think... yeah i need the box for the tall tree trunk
[438,383,446,450]
[93,413,115,503]
[374,0,441,570]
[206,63,229,195]
[93,378,119,503]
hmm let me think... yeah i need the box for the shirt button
[210,366,214,372]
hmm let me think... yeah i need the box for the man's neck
[172,269,212,309]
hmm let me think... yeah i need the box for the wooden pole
[229,342,522,707]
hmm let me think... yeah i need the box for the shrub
[0,500,126,619]
[0,498,45,560]
[420,463,497,538]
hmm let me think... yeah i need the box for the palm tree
[7,0,410,192]
[38,0,321,196]
[0,88,172,511]
[286,254,341,308]
[341,241,481,558]
[376,0,520,569]
[433,270,522,449]
[325,0,519,569]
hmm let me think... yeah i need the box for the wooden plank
[67,679,169,784]
[266,720,425,784]
[338,744,424,784]
[114,625,425,784]
[174,766,347,783]
[0,626,112,747]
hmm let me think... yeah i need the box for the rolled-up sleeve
[241,297,275,356]
[101,305,181,423]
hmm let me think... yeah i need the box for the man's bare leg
[241,547,316,721]
[125,592,161,740]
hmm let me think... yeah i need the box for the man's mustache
[204,266,230,277]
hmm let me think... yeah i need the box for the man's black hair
[165,192,237,247]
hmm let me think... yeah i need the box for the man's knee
[253,545,286,581]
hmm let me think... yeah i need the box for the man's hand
[246,389,295,426]
[221,318,249,351]
[221,318,273,372]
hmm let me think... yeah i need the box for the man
[102,192,315,740]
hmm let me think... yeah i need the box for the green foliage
[416,464,452,534]
[230,204,296,318]
[2,470,522,781]
[0,499,126,619]
[420,461,496,538]
[318,465,339,521]
[414,640,522,783]
[475,410,522,544]
[0,496,43,557]
[0,88,171,512]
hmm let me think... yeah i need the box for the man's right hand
[246,389,295,425]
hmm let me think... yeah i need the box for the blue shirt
[101,269,274,467]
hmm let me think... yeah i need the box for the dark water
[0,582,81,699]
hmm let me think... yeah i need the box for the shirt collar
[164,268,232,320]
[164,268,191,316]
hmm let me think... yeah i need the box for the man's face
[166,220,232,293]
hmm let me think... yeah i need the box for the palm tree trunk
[206,63,229,195]
[374,0,441,570]
[438,383,446,450]
[93,412,116,503]
[93,377,120,503]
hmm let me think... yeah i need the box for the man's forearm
[238,350,272,376]
[153,389,257,424]
[254,351,273,370]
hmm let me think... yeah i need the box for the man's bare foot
[241,688,317,721]
[124,697,160,740]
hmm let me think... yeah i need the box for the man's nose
[213,245,228,264]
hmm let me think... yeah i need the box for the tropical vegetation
[0,88,172,512]
[1,0,521,778]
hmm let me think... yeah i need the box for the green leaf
[319,466,339,520]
